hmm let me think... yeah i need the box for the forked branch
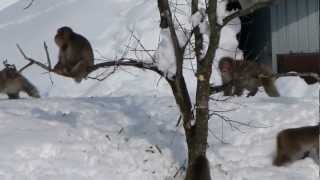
[17,44,51,71]
[16,43,164,78]
[221,1,273,28]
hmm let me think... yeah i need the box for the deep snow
[0,0,319,180]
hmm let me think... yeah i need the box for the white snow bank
[0,93,318,179]
[0,96,183,180]
[208,94,319,180]
[276,76,319,98]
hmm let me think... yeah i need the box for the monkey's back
[278,125,319,150]
[69,33,94,65]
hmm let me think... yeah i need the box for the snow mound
[0,94,318,179]
[276,76,319,98]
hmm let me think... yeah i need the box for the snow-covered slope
[0,79,318,180]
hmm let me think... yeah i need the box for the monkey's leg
[260,77,280,97]
[223,82,233,96]
[273,154,291,166]
[7,93,19,99]
[70,60,89,83]
[53,62,70,77]
[233,80,244,96]
[247,87,258,97]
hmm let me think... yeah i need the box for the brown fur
[191,155,211,180]
[273,125,319,166]
[0,67,40,99]
[219,57,280,97]
[53,26,94,83]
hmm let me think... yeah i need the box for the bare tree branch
[17,44,51,71]
[18,62,33,73]
[16,43,164,79]
[43,42,52,69]
[221,1,273,28]
[24,0,34,9]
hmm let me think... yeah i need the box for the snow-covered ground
[0,79,318,180]
[0,0,319,180]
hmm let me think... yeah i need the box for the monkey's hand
[53,64,71,77]
[69,60,91,83]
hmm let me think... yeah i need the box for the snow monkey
[0,66,40,99]
[218,57,280,97]
[53,26,94,83]
[191,155,211,180]
[273,124,319,166]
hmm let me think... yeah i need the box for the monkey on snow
[218,57,280,97]
[0,66,40,99]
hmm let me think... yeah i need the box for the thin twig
[24,0,34,9]
[221,1,273,28]
[17,44,51,71]
[44,42,52,69]
[18,62,33,73]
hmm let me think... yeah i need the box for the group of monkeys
[1,26,281,99]
[0,26,94,99]
[0,26,318,179]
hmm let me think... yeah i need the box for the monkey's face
[55,26,73,48]
[220,61,233,73]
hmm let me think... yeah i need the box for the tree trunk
[157,0,219,180]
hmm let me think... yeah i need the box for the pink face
[221,61,232,73]
[54,27,72,48]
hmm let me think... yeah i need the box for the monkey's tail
[20,76,40,98]
[260,77,280,97]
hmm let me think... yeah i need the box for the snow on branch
[221,0,273,28]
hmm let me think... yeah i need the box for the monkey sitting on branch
[0,63,40,99]
[53,26,94,83]
[217,57,280,97]
[273,124,319,166]
[16,27,163,83]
